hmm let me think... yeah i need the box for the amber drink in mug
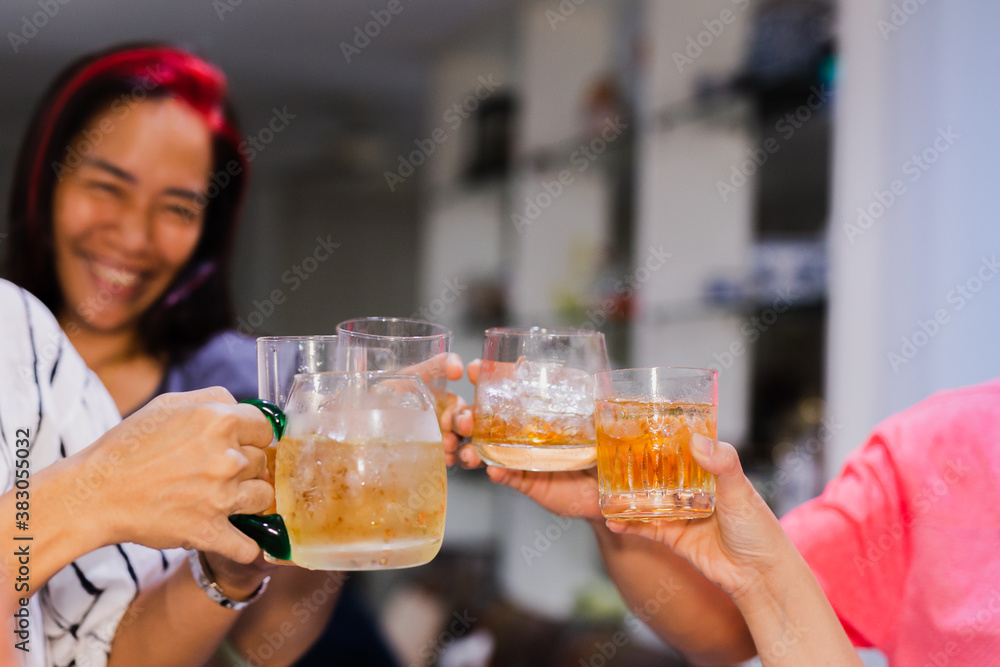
[250,371,447,570]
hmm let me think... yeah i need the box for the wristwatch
[187,549,270,610]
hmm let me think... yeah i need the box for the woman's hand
[78,387,274,564]
[608,437,864,666]
[605,434,792,598]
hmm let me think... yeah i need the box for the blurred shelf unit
[416,0,834,546]
[380,3,839,644]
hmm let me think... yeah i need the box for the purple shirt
[158,331,257,401]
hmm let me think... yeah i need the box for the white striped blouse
[0,280,180,667]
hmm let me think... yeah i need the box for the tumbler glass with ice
[471,327,609,471]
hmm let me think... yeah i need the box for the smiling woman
[5,45,247,415]
[0,44,378,667]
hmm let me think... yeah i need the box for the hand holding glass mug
[234,372,447,570]
[83,387,275,563]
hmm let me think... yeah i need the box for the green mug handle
[231,399,291,561]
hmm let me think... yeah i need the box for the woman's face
[52,97,212,334]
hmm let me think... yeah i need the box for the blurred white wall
[826,0,1000,474]
[632,0,756,446]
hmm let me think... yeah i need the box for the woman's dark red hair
[3,43,247,357]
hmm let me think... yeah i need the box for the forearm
[220,568,344,666]
[108,559,254,667]
[0,457,108,596]
[590,522,756,665]
[732,542,861,667]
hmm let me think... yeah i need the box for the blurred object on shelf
[464,276,509,330]
[750,237,827,303]
[703,237,827,309]
[378,547,498,666]
[739,0,835,93]
[381,585,447,667]
[694,0,836,122]
[466,92,517,183]
[581,74,630,141]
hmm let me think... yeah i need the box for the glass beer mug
[234,371,447,570]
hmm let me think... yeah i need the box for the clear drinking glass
[595,367,718,520]
[248,371,447,570]
[257,335,340,409]
[254,336,339,563]
[471,327,609,471]
[336,318,453,419]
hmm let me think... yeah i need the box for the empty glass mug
[336,317,453,421]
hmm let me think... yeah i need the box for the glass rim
[596,366,718,379]
[257,335,339,343]
[291,370,426,382]
[337,317,452,341]
[484,326,605,339]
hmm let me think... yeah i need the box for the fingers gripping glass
[231,399,290,561]
[234,372,447,570]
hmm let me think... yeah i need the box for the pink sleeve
[780,428,909,649]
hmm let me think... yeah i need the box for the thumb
[689,434,763,514]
